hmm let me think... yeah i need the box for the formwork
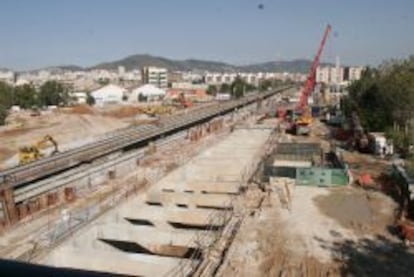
[263,143,349,187]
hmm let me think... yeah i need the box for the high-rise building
[141,67,168,88]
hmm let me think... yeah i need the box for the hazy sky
[0,0,413,70]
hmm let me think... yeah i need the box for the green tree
[219,83,231,93]
[259,79,272,92]
[86,92,95,106]
[344,57,414,155]
[206,85,217,96]
[14,84,38,109]
[38,81,70,107]
[0,81,13,109]
[231,77,246,98]
[0,104,8,125]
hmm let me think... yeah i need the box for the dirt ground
[219,184,414,277]
[0,108,129,168]
[0,102,196,168]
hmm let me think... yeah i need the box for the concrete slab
[94,223,215,248]
[146,191,234,208]
[120,205,228,227]
[158,181,240,194]
[44,246,184,276]
[38,128,273,276]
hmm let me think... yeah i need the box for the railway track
[0,87,289,189]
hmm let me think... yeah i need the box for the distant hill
[90,54,314,73]
[23,54,328,74]
[45,65,84,72]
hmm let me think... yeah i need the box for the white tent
[91,84,126,105]
[129,84,166,102]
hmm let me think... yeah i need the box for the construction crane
[19,135,59,165]
[291,24,332,135]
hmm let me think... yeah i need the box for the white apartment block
[141,67,168,89]
[316,65,363,85]
[348,66,364,81]
[0,70,14,84]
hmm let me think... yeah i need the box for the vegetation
[220,83,231,93]
[342,56,414,156]
[227,77,255,98]
[14,84,37,109]
[86,92,95,106]
[38,81,70,106]
[206,85,217,96]
[0,80,71,125]
[0,104,7,125]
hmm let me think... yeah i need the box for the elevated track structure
[0,87,290,227]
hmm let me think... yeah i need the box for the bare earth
[0,109,129,168]
[219,184,414,276]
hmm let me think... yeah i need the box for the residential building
[316,65,362,85]
[347,66,364,81]
[141,67,168,89]
[0,70,15,84]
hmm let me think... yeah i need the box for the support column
[1,188,18,225]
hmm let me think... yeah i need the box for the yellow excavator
[18,135,59,165]
[296,106,313,126]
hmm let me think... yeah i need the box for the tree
[0,104,8,125]
[38,81,70,107]
[206,85,217,96]
[231,76,246,98]
[344,57,414,155]
[219,83,231,93]
[259,79,272,92]
[86,92,95,106]
[14,84,37,109]
[0,81,13,109]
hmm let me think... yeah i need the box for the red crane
[297,24,331,111]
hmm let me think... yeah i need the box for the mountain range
[19,54,330,74]
[91,54,315,73]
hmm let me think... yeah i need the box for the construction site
[1,25,414,277]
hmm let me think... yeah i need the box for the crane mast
[298,24,331,110]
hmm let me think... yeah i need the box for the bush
[86,92,95,106]
[0,104,8,125]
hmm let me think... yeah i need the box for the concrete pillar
[1,188,18,225]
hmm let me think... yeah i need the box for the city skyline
[0,0,413,70]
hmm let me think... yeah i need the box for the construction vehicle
[288,24,331,135]
[19,135,59,165]
[140,105,175,118]
[178,93,193,108]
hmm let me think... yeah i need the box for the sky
[0,0,413,70]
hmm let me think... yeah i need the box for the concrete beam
[158,182,240,194]
[94,223,215,248]
[119,205,228,227]
[44,246,185,276]
[146,191,234,208]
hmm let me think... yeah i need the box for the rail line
[0,87,289,188]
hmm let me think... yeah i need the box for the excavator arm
[19,135,59,165]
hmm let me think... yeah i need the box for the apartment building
[141,67,168,89]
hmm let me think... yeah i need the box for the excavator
[288,24,331,135]
[178,93,193,108]
[19,135,59,165]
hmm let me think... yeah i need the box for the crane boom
[298,24,331,110]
